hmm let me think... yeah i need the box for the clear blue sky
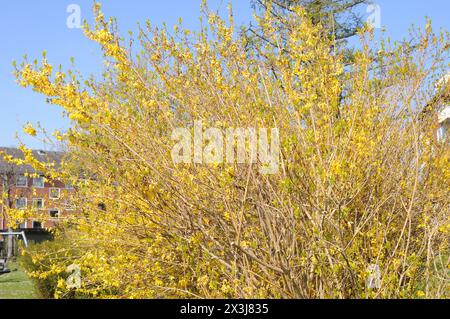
[1,0,450,150]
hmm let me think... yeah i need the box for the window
[16,175,27,187]
[32,221,42,229]
[62,200,76,211]
[437,125,447,142]
[33,176,45,188]
[65,181,74,190]
[32,198,44,210]
[49,209,60,218]
[49,188,61,200]
[15,198,27,210]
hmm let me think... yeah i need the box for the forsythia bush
[20,238,89,299]
[11,2,450,298]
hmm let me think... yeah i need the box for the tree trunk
[6,228,13,258]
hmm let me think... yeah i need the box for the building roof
[0,147,64,175]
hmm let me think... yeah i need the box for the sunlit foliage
[9,2,450,298]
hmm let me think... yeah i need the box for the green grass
[0,260,38,299]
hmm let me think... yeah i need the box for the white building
[437,105,450,141]
[435,73,450,141]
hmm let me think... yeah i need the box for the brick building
[0,147,76,233]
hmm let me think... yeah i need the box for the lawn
[0,260,38,299]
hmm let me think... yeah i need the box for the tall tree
[253,0,367,40]
[248,0,368,64]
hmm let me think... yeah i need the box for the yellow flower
[23,123,37,136]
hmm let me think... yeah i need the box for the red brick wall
[0,176,77,231]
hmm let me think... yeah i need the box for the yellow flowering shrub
[11,2,449,298]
